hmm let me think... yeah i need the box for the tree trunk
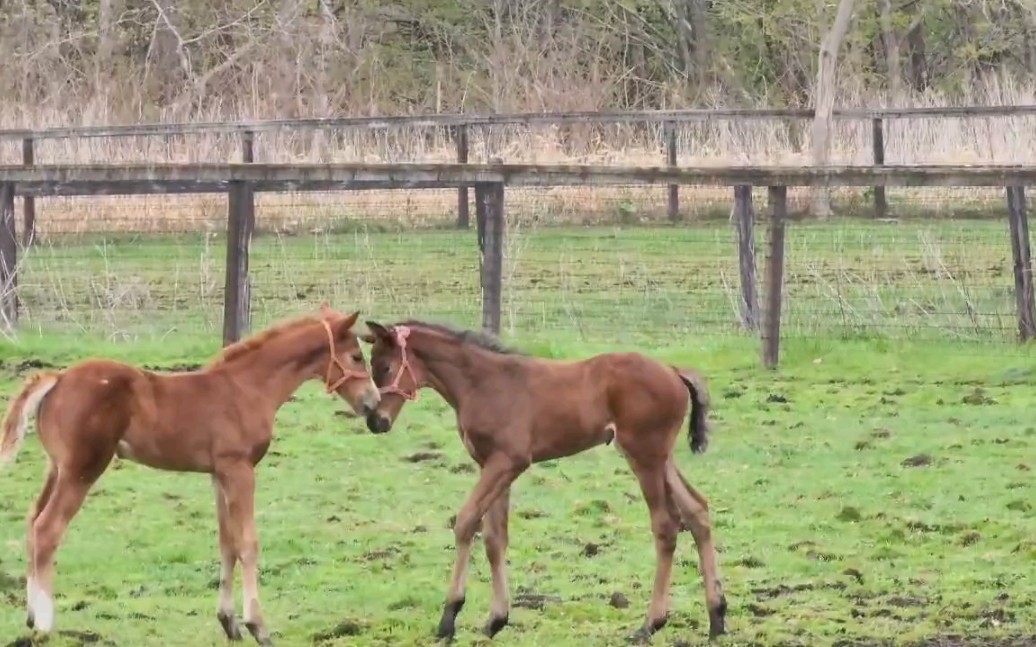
[903,1,928,92]
[878,0,903,98]
[810,0,855,219]
[686,0,711,88]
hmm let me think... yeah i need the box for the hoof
[708,596,728,639]
[627,616,667,645]
[218,610,244,641]
[25,611,34,630]
[245,621,273,647]
[435,597,464,641]
[434,622,456,642]
[483,614,509,638]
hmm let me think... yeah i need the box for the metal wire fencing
[9,184,1028,348]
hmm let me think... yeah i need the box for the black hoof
[435,597,464,641]
[483,614,509,638]
[627,616,667,645]
[708,595,728,639]
[25,611,34,630]
[244,621,273,647]
[218,611,244,641]
[435,619,456,642]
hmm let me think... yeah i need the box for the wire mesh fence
[8,183,1030,349]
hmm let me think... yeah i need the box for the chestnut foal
[361,320,726,643]
[0,306,380,646]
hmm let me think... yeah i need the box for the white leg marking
[25,575,34,615]
[29,580,53,632]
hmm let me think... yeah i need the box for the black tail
[672,367,711,454]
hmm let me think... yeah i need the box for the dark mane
[397,320,526,356]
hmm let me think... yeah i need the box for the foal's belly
[529,417,616,462]
[116,429,214,473]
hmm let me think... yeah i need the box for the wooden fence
[0,161,1033,367]
[5,104,1036,242]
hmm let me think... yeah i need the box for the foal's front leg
[437,454,528,641]
[216,461,273,647]
[482,486,511,638]
[213,475,243,641]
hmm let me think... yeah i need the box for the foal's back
[37,358,237,473]
[504,351,688,460]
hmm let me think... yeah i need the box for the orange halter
[379,326,419,401]
[321,318,371,393]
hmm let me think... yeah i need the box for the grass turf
[0,220,1033,646]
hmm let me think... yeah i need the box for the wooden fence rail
[0,162,1032,367]
[6,105,1036,234]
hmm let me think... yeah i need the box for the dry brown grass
[2,81,1033,235]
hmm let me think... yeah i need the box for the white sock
[28,580,53,632]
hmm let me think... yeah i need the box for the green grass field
[1,220,1035,646]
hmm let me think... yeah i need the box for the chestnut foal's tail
[0,371,60,468]
[672,367,711,454]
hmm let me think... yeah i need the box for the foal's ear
[365,321,394,345]
[340,311,359,329]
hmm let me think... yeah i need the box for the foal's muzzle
[360,388,381,416]
[366,412,392,434]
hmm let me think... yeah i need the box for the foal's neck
[221,325,325,407]
[417,338,513,409]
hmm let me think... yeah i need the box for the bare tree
[878,0,902,97]
[810,0,855,218]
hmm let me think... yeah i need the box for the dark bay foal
[361,320,726,643]
[0,306,380,645]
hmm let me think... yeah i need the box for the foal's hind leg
[665,462,727,638]
[624,454,679,643]
[25,463,57,628]
[28,467,99,634]
[213,475,243,641]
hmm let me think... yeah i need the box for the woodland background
[0,0,1032,126]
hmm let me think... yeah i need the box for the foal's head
[312,307,381,417]
[360,321,424,434]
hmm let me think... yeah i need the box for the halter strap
[379,325,419,401]
[322,318,369,393]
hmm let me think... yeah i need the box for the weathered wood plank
[480,182,505,335]
[21,138,35,247]
[1006,186,1036,342]
[7,163,1036,194]
[871,118,888,218]
[733,185,758,330]
[3,105,1036,142]
[0,182,16,330]
[761,186,787,369]
[222,181,255,345]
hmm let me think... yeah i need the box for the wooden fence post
[223,181,255,346]
[22,138,35,247]
[475,184,488,263]
[761,186,788,368]
[1006,186,1036,342]
[455,124,470,229]
[0,182,17,330]
[664,121,679,221]
[480,181,505,335]
[733,185,758,330]
[872,118,888,218]
[241,130,255,163]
